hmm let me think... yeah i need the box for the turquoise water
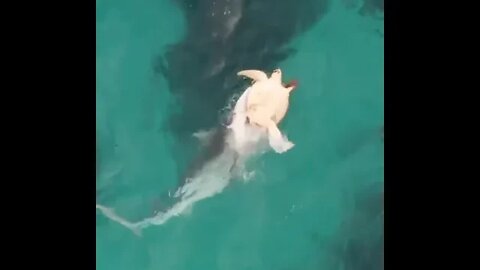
[96,0,383,269]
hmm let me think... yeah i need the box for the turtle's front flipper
[266,120,294,153]
[237,70,268,82]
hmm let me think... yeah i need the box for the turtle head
[271,68,282,82]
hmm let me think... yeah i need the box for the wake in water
[96,87,270,235]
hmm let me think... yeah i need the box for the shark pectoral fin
[266,121,294,153]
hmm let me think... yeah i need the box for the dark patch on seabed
[156,0,330,179]
[316,181,384,270]
[359,0,383,17]
[343,0,384,18]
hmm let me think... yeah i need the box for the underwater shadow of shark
[157,0,329,174]
[97,0,329,234]
[96,79,298,235]
[150,0,329,214]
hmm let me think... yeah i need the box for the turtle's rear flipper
[266,121,294,153]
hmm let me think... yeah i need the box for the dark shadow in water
[359,0,384,17]
[156,0,330,182]
[342,0,384,19]
[315,181,384,270]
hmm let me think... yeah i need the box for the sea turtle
[237,68,297,153]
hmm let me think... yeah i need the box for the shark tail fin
[96,204,143,237]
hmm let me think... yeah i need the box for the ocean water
[96,0,384,269]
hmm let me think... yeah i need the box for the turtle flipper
[266,120,294,153]
[237,70,268,82]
